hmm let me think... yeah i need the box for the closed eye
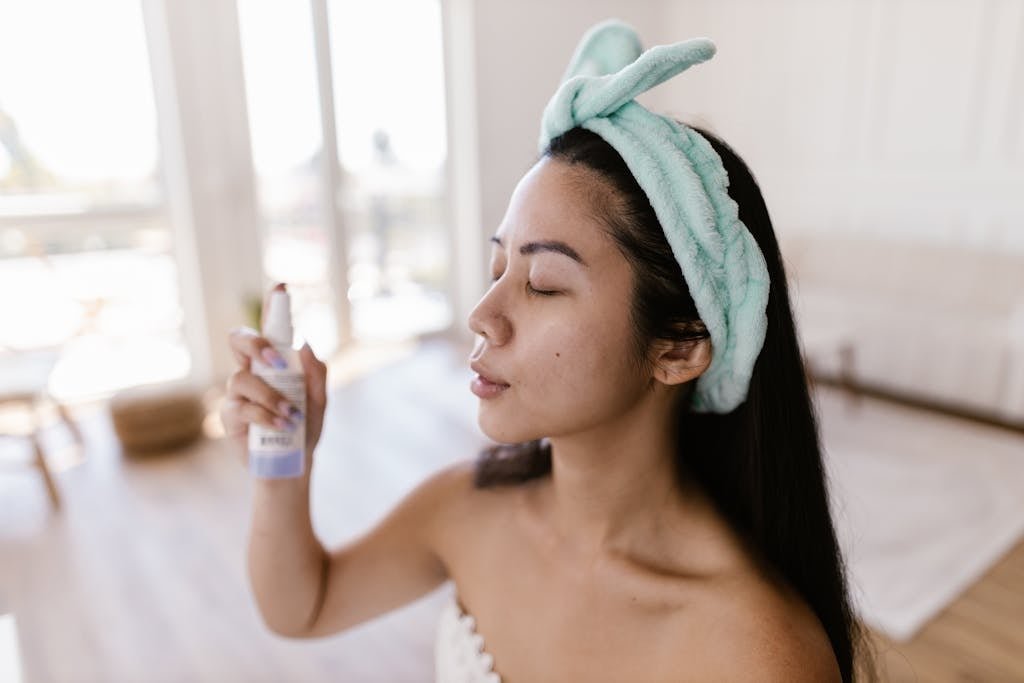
[527,283,558,296]
[489,274,559,297]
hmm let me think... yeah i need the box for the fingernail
[273,417,291,430]
[277,400,292,417]
[261,347,287,369]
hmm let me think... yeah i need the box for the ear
[649,335,712,386]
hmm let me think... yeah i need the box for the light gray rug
[816,387,1024,641]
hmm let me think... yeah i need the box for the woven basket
[110,381,205,454]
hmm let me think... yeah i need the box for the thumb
[299,342,327,401]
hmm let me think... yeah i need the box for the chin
[476,406,546,446]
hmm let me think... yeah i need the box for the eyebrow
[489,236,589,268]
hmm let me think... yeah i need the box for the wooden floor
[1,337,1022,682]
[866,540,1024,682]
[809,380,1024,682]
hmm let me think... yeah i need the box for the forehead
[492,158,614,254]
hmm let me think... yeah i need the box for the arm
[222,286,473,639]
[248,459,473,639]
[246,469,325,637]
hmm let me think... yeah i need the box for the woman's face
[467,157,652,444]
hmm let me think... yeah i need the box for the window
[238,0,452,350]
[0,0,188,400]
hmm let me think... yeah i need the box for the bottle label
[248,356,307,478]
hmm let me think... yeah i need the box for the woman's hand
[219,285,328,466]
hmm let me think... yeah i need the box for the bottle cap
[263,289,294,347]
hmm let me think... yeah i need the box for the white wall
[651,0,1024,248]
[454,0,1024,313]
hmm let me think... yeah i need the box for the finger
[298,342,326,382]
[227,326,259,369]
[222,398,295,443]
[220,396,247,437]
[299,342,328,405]
[227,370,298,419]
[238,399,294,431]
[228,327,286,370]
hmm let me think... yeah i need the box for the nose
[467,285,512,346]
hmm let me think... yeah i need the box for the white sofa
[780,232,1024,428]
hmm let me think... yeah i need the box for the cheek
[520,317,642,414]
[558,285,636,374]
[476,293,644,443]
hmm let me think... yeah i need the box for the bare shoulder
[414,458,479,528]
[416,458,514,550]
[420,457,543,576]
[420,457,477,495]
[678,573,842,682]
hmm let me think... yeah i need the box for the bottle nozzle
[263,289,294,347]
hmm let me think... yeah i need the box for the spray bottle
[248,287,307,478]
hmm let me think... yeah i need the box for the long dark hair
[472,125,876,681]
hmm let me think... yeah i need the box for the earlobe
[652,337,712,386]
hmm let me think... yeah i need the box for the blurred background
[1,0,1022,681]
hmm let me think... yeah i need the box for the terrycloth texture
[538,19,771,413]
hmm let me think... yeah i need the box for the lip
[469,360,510,399]
[470,361,509,387]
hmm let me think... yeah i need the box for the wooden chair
[0,347,83,510]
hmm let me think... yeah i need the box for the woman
[222,20,874,683]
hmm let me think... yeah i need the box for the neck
[541,386,702,559]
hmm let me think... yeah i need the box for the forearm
[246,473,328,637]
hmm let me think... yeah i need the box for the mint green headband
[538,19,770,414]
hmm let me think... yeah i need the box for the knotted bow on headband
[538,19,770,414]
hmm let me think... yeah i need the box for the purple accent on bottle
[249,449,304,478]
